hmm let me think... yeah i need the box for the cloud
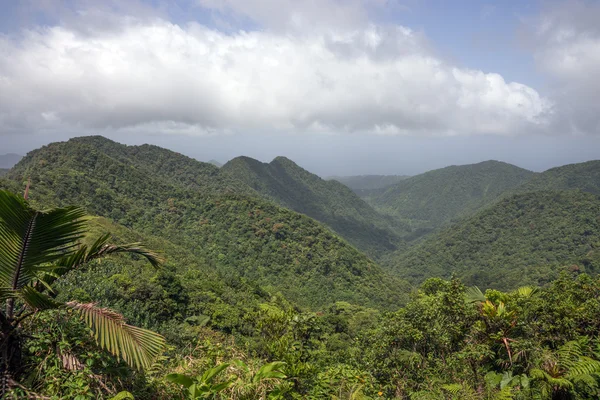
[525,0,600,134]
[0,8,551,137]
[195,0,392,32]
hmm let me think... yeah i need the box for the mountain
[369,160,535,230]
[0,168,7,177]
[1,136,409,309]
[329,174,410,199]
[209,159,223,167]
[516,160,600,195]
[221,156,406,256]
[0,153,21,168]
[329,175,410,191]
[383,190,600,290]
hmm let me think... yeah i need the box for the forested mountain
[384,190,600,290]
[369,160,535,230]
[3,138,600,399]
[1,136,409,309]
[329,174,410,197]
[329,175,410,191]
[516,160,600,195]
[0,153,21,168]
[209,159,223,167]
[0,168,7,177]
[221,156,405,256]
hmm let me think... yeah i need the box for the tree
[0,189,166,395]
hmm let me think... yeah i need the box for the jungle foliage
[368,160,535,231]
[221,156,406,256]
[1,136,408,310]
[2,136,600,399]
[384,190,600,290]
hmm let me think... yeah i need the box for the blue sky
[0,0,598,175]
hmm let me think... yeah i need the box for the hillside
[0,153,21,168]
[383,190,600,290]
[221,156,405,256]
[330,175,410,191]
[2,136,409,309]
[370,160,535,230]
[0,168,7,177]
[516,159,600,195]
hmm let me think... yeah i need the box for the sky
[0,0,599,176]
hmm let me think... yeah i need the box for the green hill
[221,156,405,256]
[369,160,535,230]
[516,160,600,195]
[383,190,600,290]
[2,136,409,309]
[0,168,7,177]
[329,175,410,191]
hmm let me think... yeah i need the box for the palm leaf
[19,286,62,310]
[0,190,86,291]
[66,302,166,370]
[46,233,163,288]
[465,286,486,304]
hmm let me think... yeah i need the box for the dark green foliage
[370,160,535,230]
[221,156,405,256]
[329,174,410,198]
[385,190,600,289]
[5,136,408,310]
[6,136,600,399]
[516,160,600,195]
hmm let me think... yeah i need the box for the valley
[2,136,600,399]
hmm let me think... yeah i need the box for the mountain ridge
[2,136,410,309]
[221,154,406,256]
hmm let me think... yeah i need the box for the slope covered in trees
[515,160,600,195]
[0,168,7,177]
[2,136,409,309]
[329,175,410,191]
[221,156,405,256]
[384,190,600,290]
[369,160,535,230]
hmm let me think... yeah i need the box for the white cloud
[0,13,551,137]
[526,0,600,134]
[196,0,392,32]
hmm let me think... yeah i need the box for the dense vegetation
[1,137,407,310]
[329,175,410,191]
[221,156,406,256]
[383,190,600,290]
[2,136,600,399]
[368,161,535,231]
[0,168,8,177]
[515,160,600,196]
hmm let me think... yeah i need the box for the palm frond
[66,302,166,370]
[19,286,62,310]
[465,286,486,304]
[43,234,163,290]
[0,190,86,290]
[515,286,538,298]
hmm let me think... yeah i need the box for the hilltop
[515,160,600,195]
[369,160,535,230]
[0,153,21,168]
[221,155,406,256]
[383,190,600,290]
[2,136,410,309]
